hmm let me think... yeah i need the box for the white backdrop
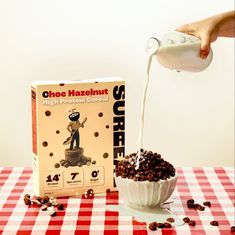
[0,0,234,167]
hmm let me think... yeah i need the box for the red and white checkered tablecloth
[0,167,234,235]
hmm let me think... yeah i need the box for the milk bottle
[146,31,213,72]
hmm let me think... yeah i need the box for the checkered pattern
[0,167,234,235]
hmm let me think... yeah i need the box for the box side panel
[31,86,40,196]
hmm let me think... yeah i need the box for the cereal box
[31,77,125,197]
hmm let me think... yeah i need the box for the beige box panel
[31,78,125,197]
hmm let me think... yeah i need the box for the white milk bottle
[146,31,213,72]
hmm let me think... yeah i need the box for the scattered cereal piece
[167,218,175,223]
[48,206,56,216]
[49,197,57,206]
[203,201,211,207]
[32,199,42,206]
[188,220,196,226]
[36,196,42,202]
[42,195,50,204]
[187,202,195,208]
[41,205,48,211]
[194,204,205,211]
[148,222,157,231]
[24,194,30,199]
[157,223,164,228]
[183,217,190,223]
[57,203,64,210]
[46,202,52,207]
[187,199,194,204]
[164,222,172,228]
[24,197,31,205]
[87,189,94,195]
[210,221,219,226]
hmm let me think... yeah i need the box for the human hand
[176,18,220,59]
[176,11,235,59]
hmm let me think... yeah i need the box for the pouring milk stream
[136,31,213,169]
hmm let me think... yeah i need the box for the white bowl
[115,174,178,209]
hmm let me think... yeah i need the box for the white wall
[0,0,234,167]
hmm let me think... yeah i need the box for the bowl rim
[114,173,178,184]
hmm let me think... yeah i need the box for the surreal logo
[113,85,125,160]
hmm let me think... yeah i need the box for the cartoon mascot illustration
[63,109,87,150]
[60,109,91,167]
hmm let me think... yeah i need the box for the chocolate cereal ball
[115,150,175,182]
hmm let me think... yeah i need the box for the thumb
[200,33,211,59]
